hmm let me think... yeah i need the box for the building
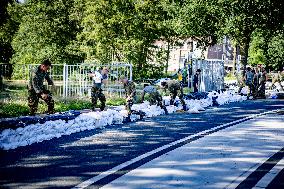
[154,37,239,72]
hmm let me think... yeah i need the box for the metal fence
[0,63,132,98]
[191,59,224,91]
[62,63,132,98]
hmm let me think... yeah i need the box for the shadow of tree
[0,99,283,188]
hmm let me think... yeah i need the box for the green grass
[0,97,128,118]
[0,81,193,118]
[106,97,126,106]
[0,101,30,118]
[0,82,127,118]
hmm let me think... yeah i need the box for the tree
[179,0,283,74]
[248,30,266,66]
[179,0,222,47]
[267,31,284,71]
[221,0,284,71]
[0,0,20,63]
[11,0,84,65]
[80,0,177,79]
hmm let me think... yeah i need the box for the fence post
[221,60,225,90]
[129,64,133,81]
[63,64,67,98]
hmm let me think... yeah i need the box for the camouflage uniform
[237,71,246,94]
[271,72,283,91]
[253,72,260,98]
[245,70,255,99]
[91,71,107,111]
[123,81,136,115]
[258,72,267,98]
[28,66,54,115]
[167,80,185,106]
[142,86,164,107]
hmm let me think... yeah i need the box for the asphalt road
[0,99,284,189]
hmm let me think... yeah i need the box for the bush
[225,72,237,81]
[0,102,30,118]
[106,97,126,106]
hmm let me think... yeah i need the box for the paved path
[0,99,284,189]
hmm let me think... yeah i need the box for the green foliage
[179,0,221,46]
[0,0,20,63]
[221,0,283,67]
[0,102,30,117]
[10,0,84,65]
[79,0,176,79]
[249,31,266,66]
[224,72,237,81]
[1,0,283,80]
[179,0,284,70]
[54,99,92,112]
[0,82,127,117]
[267,31,284,70]
[248,29,284,70]
[0,98,94,118]
[106,97,125,106]
[0,97,127,118]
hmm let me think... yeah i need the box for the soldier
[141,84,168,115]
[258,67,267,99]
[161,80,187,111]
[271,71,283,91]
[89,67,109,111]
[28,59,55,115]
[193,69,201,93]
[244,67,254,99]
[119,76,136,116]
[253,68,261,98]
[237,70,246,94]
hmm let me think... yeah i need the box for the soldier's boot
[29,108,37,116]
[163,106,169,115]
[182,104,188,111]
[91,99,97,111]
[100,96,106,111]
[123,114,132,123]
[47,98,55,114]
[173,101,178,107]
[138,110,146,120]
[100,102,105,111]
[28,98,38,116]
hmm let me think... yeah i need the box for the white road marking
[252,158,284,189]
[72,109,279,189]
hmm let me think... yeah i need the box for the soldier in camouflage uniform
[258,67,267,99]
[253,68,261,98]
[28,59,55,115]
[120,76,136,116]
[161,80,187,111]
[89,67,109,111]
[271,71,283,91]
[237,70,246,94]
[141,84,168,114]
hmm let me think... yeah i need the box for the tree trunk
[0,72,3,91]
[232,44,237,75]
[165,41,170,75]
[242,41,249,77]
